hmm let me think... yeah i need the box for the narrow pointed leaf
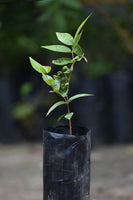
[52,57,72,65]
[42,74,55,86]
[64,112,74,120]
[56,32,74,46]
[42,45,71,53]
[74,14,92,39]
[73,31,83,51]
[74,44,83,56]
[57,113,66,122]
[29,57,42,73]
[68,93,93,103]
[46,101,66,116]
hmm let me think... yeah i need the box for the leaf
[41,45,71,53]
[46,101,66,116]
[72,31,83,51]
[56,32,74,46]
[52,79,60,92]
[57,113,66,122]
[42,74,55,86]
[74,44,83,56]
[29,57,51,74]
[39,65,51,74]
[64,112,74,120]
[29,57,42,73]
[68,93,93,103]
[70,64,73,71]
[52,57,72,65]
[72,56,82,62]
[74,14,92,39]
[60,88,68,97]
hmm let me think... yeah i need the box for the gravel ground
[0,143,133,200]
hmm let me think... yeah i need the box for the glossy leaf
[29,57,42,73]
[73,31,83,51]
[64,112,74,120]
[56,32,74,46]
[42,74,55,86]
[46,101,66,116]
[74,44,83,56]
[42,45,71,53]
[57,113,66,122]
[74,14,91,39]
[52,57,72,65]
[39,65,51,74]
[29,57,51,74]
[68,93,93,103]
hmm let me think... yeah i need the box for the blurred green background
[0,0,133,144]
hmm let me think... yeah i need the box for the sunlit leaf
[42,74,55,86]
[29,57,42,73]
[52,57,72,65]
[42,45,71,53]
[74,44,83,56]
[68,93,93,103]
[39,65,51,74]
[72,31,83,51]
[64,112,74,120]
[74,14,92,39]
[56,32,74,46]
[46,101,66,116]
[29,57,51,74]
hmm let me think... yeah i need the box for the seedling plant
[29,14,92,135]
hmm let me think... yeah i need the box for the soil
[0,143,133,200]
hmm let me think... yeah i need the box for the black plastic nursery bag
[43,126,91,200]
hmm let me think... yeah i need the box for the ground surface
[0,143,133,200]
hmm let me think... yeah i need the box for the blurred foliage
[88,56,113,78]
[1,0,133,132]
[0,0,84,76]
[20,82,33,96]
[12,102,34,119]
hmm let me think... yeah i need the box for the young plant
[29,14,93,135]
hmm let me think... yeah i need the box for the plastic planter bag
[43,126,91,200]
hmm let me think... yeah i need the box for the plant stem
[65,51,75,135]
[66,100,72,136]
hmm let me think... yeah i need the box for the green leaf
[72,56,82,62]
[73,31,83,51]
[52,57,72,65]
[56,32,74,46]
[29,57,51,74]
[52,79,60,92]
[46,101,66,116]
[68,93,93,103]
[70,65,73,72]
[74,14,92,39]
[64,112,74,120]
[74,44,83,56]
[60,88,68,97]
[57,113,66,122]
[42,45,71,53]
[42,74,55,86]
[29,57,42,73]
[39,65,51,74]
